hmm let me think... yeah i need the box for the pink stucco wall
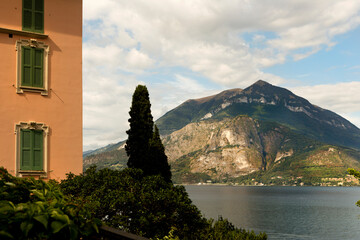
[0,0,83,180]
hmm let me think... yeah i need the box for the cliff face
[163,116,295,179]
[163,115,360,183]
[163,116,264,178]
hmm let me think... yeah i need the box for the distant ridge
[156,80,360,150]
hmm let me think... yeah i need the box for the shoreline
[177,183,360,187]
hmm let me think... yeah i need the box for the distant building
[0,0,82,180]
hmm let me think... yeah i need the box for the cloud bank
[83,0,360,150]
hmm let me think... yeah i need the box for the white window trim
[16,39,49,96]
[15,122,49,178]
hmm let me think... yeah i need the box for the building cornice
[0,27,48,39]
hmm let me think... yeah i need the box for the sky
[83,0,360,151]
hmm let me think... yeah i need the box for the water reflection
[185,186,360,240]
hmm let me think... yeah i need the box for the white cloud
[82,0,360,150]
[125,49,154,71]
[290,81,360,127]
[83,0,360,86]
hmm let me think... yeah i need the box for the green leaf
[5,182,16,187]
[69,225,79,240]
[34,201,46,211]
[0,230,14,239]
[15,203,27,212]
[51,221,67,233]
[34,214,48,229]
[51,210,70,224]
[92,222,99,233]
[20,221,34,237]
[0,201,15,214]
[31,189,45,201]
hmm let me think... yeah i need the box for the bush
[60,166,267,239]
[60,166,207,239]
[0,167,100,240]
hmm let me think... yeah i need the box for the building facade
[0,0,82,180]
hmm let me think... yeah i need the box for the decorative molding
[15,122,49,178]
[15,39,50,96]
[0,27,48,39]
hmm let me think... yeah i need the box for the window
[16,39,49,95]
[22,46,43,88]
[15,122,49,177]
[20,129,43,171]
[23,0,44,33]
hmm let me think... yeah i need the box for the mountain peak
[253,80,272,87]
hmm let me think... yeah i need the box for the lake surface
[185,185,360,240]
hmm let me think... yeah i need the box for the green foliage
[60,166,207,239]
[60,166,267,239]
[348,168,360,179]
[348,168,360,207]
[0,167,100,240]
[148,125,172,182]
[126,85,154,170]
[126,85,172,182]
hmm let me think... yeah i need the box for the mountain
[163,116,360,184]
[83,80,360,185]
[83,140,126,170]
[157,80,360,150]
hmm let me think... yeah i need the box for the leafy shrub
[0,167,100,240]
[60,166,207,239]
[60,166,267,239]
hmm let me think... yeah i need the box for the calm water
[185,185,360,240]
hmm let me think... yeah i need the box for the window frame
[16,39,49,95]
[22,0,44,34]
[15,122,49,178]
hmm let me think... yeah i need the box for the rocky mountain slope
[84,80,360,185]
[157,80,360,150]
[163,116,360,184]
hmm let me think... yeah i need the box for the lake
[185,185,360,240]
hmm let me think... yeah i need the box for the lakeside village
[196,174,360,187]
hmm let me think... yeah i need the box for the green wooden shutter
[33,130,43,170]
[23,0,44,33]
[34,0,44,32]
[22,46,33,86]
[21,47,43,88]
[20,129,43,171]
[33,48,43,87]
[23,0,33,31]
[20,129,32,170]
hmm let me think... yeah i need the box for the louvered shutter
[22,46,33,86]
[20,129,32,170]
[23,0,44,33]
[34,0,44,32]
[23,0,33,31]
[33,130,43,170]
[33,48,43,87]
[20,129,43,171]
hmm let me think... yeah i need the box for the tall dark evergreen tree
[126,85,172,182]
[126,85,153,170]
[148,125,172,182]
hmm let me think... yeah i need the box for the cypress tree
[148,125,172,182]
[126,85,172,182]
[126,85,154,170]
